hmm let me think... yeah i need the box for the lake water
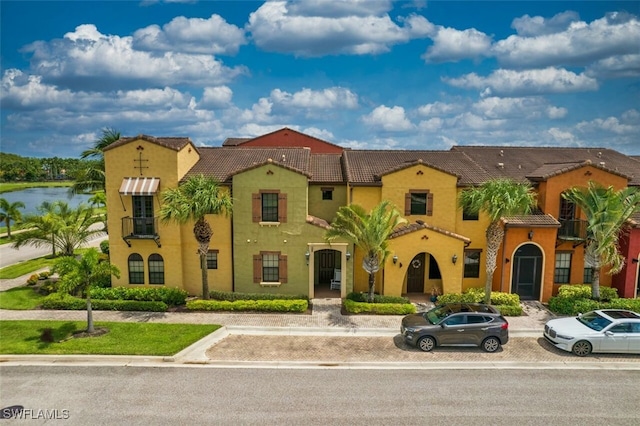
[0,187,93,216]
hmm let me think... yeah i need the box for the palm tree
[459,178,537,303]
[12,201,104,256]
[159,174,232,300]
[562,182,640,300]
[53,248,120,333]
[325,201,406,302]
[0,198,25,238]
[70,128,121,195]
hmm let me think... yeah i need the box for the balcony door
[132,196,154,235]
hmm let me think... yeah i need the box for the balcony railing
[557,219,587,241]
[121,216,161,247]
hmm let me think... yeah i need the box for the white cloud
[270,87,358,109]
[546,106,568,119]
[472,96,566,120]
[548,127,577,143]
[362,105,413,131]
[511,11,580,36]
[417,101,461,117]
[586,54,640,78]
[418,117,443,132]
[444,67,598,96]
[493,12,640,68]
[286,0,394,18]
[23,24,247,90]
[576,116,638,135]
[132,14,247,55]
[247,1,432,56]
[422,26,492,63]
[199,86,233,109]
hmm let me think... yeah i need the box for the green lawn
[0,286,45,309]
[0,320,220,355]
[0,257,55,279]
[0,181,73,193]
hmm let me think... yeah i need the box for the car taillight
[501,322,508,330]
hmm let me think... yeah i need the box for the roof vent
[499,150,504,157]
[599,161,605,167]
[497,162,504,169]
[597,151,602,158]
[281,154,286,162]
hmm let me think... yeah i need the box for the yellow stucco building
[103,128,640,302]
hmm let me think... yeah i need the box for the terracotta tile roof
[451,146,639,186]
[183,147,313,183]
[104,135,192,152]
[502,214,561,228]
[306,215,331,229]
[526,160,631,181]
[390,220,471,243]
[343,150,491,186]
[222,137,252,146]
[311,154,344,183]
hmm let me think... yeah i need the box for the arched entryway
[405,252,442,295]
[511,244,543,300]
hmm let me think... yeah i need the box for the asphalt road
[0,229,107,269]
[1,366,638,425]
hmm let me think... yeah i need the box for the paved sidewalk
[2,282,639,369]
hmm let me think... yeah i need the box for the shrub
[89,287,188,306]
[99,240,109,254]
[209,290,308,302]
[41,293,167,311]
[495,304,523,316]
[27,274,39,286]
[346,292,410,304]
[343,299,416,315]
[38,271,51,280]
[549,284,640,315]
[187,299,307,312]
[38,279,59,295]
[436,289,520,307]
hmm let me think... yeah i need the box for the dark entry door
[407,253,425,293]
[512,244,542,300]
[318,249,336,284]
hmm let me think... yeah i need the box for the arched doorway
[511,244,543,300]
[405,252,442,294]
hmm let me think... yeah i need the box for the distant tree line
[0,152,98,183]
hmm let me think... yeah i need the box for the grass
[0,320,220,355]
[0,286,46,309]
[0,256,55,279]
[0,181,73,193]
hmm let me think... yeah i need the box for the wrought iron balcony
[557,219,587,241]
[121,216,161,247]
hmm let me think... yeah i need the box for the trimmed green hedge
[209,290,308,302]
[89,287,188,306]
[187,299,308,312]
[343,298,416,315]
[435,288,522,316]
[346,292,410,304]
[42,293,168,312]
[548,284,640,315]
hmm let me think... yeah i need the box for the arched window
[128,254,144,284]
[148,253,165,285]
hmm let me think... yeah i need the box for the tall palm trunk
[86,294,94,333]
[484,221,504,304]
[194,218,212,300]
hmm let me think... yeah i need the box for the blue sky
[1,0,639,158]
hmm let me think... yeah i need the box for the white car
[543,309,640,356]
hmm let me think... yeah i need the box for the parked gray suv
[401,303,509,352]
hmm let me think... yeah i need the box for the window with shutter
[405,190,432,216]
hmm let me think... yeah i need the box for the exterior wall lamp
[393,255,398,264]
[305,250,310,265]
[346,250,351,261]
[452,254,458,264]
[633,258,639,264]
[528,230,534,240]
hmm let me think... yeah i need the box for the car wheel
[572,340,592,357]
[418,336,436,352]
[482,336,501,353]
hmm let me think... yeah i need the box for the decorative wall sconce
[505,258,510,263]
[393,255,398,264]
[633,258,639,264]
[346,250,351,261]
[305,250,310,265]
[451,254,458,264]
[528,230,534,240]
